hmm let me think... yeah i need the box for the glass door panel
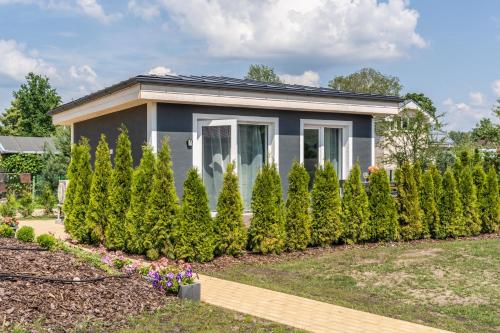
[304,128,319,188]
[325,128,342,176]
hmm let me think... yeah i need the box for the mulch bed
[0,238,171,332]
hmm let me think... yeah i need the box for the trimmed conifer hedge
[342,162,370,244]
[368,168,398,242]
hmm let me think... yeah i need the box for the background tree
[328,68,402,95]
[396,163,423,240]
[248,163,286,254]
[310,162,342,246]
[440,168,465,237]
[342,162,370,243]
[0,73,60,136]
[421,170,440,239]
[85,135,112,244]
[480,167,500,233]
[285,161,311,251]
[105,126,133,250]
[175,168,215,262]
[470,118,500,148]
[39,126,71,191]
[144,137,179,257]
[368,168,398,242]
[63,143,82,235]
[125,145,155,253]
[245,64,282,83]
[213,162,246,256]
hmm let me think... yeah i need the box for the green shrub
[85,134,112,244]
[146,248,160,261]
[36,233,57,250]
[18,193,34,218]
[342,162,370,244]
[105,126,133,250]
[310,162,341,246]
[421,170,441,239]
[368,168,398,242]
[456,158,481,236]
[0,194,17,219]
[248,163,286,254]
[0,224,15,238]
[472,164,486,198]
[40,184,57,216]
[144,137,179,257]
[285,161,311,251]
[0,153,43,174]
[175,168,215,262]
[63,143,82,235]
[480,167,500,233]
[16,226,35,242]
[214,162,246,256]
[440,168,465,237]
[396,163,423,240]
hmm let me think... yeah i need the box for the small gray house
[49,75,401,210]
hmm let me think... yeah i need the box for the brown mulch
[192,232,500,273]
[0,238,171,332]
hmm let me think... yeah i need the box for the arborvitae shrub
[213,162,246,256]
[396,163,423,240]
[68,138,92,243]
[472,163,486,197]
[40,184,56,216]
[310,162,341,246]
[457,160,481,236]
[440,168,465,237]
[144,137,179,257]
[368,168,398,242]
[421,170,440,239]
[175,168,215,262]
[16,226,35,242]
[85,134,112,244]
[125,145,155,254]
[105,126,133,250]
[342,162,370,244]
[480,167,500,233]
[285,161,311,251]
[63,143,82,235]
[248,163,286,254]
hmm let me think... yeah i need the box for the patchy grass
[206,238,500,333]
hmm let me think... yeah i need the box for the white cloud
[158,0,426,62]
[147,66,176,76]
[69,65,97,84]
[492,79,500,97]
[77,0,121,24]
[442,97,493,131]
[0,39,57,81]
[128,0,160,20]
[469,91,484,105]
[280,70,320,87]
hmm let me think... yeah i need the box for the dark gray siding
[74,104,147,165]
[156,103,373,197]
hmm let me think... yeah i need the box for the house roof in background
[49,74,403,115]
[0,136,56,154]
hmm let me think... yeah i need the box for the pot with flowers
[145,264,200,301]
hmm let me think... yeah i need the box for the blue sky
[0,0,499,131]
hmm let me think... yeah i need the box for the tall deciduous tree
[213,162,246,256]
[85,135,112,244]
[480,167,500,233]
[245,64,282,83]
[396,163,423,240]
[328,68,402,96]
[471,118,500,148]
[105,126,133,250]
[0,73,61,136]
[342,162,370,244]
[368,168,398,242]
[310,162,342,246]
[285,161,311,251]
[125,145,155,254]
[144,137,179,257]
[440,168,465,237]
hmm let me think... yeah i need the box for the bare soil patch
[0,238,170,332]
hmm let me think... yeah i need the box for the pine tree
[285,161,311,251]
[105,126,133,250]
[144,137,179,257]
[310,162,342,246]
[368,168,398,242]
[421,170,440,239]
[63,143,81,235]
[248,163,286,254]
[342,162,370,244]
[396,163,423,240]
[440,168,465,237]
[213,162,246,256]
[85,135,112,244]
[457,161,481,236]
[175,168,215,262]
[480,167,500,233]
[125,145,155,254]
[68,138,92,243]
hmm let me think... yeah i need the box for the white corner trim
[70,124,74,145]
[147,102,158,153]
[299,119,353,180]
[371,117,375,167]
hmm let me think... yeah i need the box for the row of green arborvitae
[64,128,500,262]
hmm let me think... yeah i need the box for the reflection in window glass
[324,128,341,176]
[304,128,319,187]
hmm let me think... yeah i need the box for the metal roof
[0,136,56,154]
[49,74,403,115]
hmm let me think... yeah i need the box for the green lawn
[205,237,500,333]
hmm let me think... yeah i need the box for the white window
[193,114,279,210]
[300,119,353,181]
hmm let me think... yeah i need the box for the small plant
[0,224,15,238]
[1,194,18,222]
[18,193,34,218]
[36,233,57,250]
[146,248,160,261]
[145,264,196,294]
[16,226,35,242]
[112,253,132,269]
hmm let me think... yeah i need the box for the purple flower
[166,272,174,280]
[176,272,183,283]
[166,280,173,288]
[185,268,193,278]
[102,255,112,265]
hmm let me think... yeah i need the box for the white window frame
[299,119,353,180]
[192,113,279,174]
